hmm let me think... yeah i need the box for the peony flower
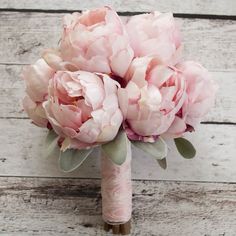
[43,70,123,149]
[165,61,217,137]
[22,58,55,127]
[126,12,181,64]
[43,7,134,78]
[118,57,186,142]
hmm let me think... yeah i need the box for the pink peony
[118,57,186,142]
[43,71,123,149]
[43,7,134,77]
[22,58,55,127]
[166,61,217,137]
[126,12,181,64]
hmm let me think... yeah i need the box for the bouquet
[22,7,217,235]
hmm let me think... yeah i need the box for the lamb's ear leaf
[44,129,60,159]
[157,158,167,169]
[101,130,129,165]
[132,137,167,160]
[59,148,94,172]
[174,137,196,159]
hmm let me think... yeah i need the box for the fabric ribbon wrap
[101,141,132,225]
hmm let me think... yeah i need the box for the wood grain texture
[0,12,236,71]
[0,177,235,236]
[1,65,235,122]
[0,1,235,236]
[1,0,236,16]
[0,119,235,182]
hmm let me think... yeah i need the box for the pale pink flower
[165,61,217,137]
[23,96,49,127]
[43,7,134,77]
[43,71,123,149]
[126,12,181,64]
[118,57,186,142]
[22,58,55,127]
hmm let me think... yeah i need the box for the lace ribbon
[101,141,132,224]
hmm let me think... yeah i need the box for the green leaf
[132,137,167,160]
[44,129,60,159]
[59,148,94,172]
[157,158,167,169]
[174,137,196,159]
[101,130,129,165]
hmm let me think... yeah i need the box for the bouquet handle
[101,141,132,234]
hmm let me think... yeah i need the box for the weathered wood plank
[1,0,236,16]
[0,177,235,235]
[0,119,235,182]
[0,12,236,70]
[1,64,235,123]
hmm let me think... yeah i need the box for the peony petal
[126,57,151,86]
[128,112,162,136]
[23,96,48,127]
[164,116,187,138]
[22,58,54,102]
[126,11,181,64]
[110,35,134,77]
[76,119,100,143]
[78,72,104,110]
[118,88,128,118]
[148,65,174,87]
[126,81,141,101]
[102,74,119,96]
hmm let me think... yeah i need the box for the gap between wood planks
[1,175,236,184]
[1,115,235,126]
[0,8,236,20]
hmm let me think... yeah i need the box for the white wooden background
[0,1,236,235]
